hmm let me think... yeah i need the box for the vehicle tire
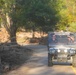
[72,54,76,67]
[48,53,53,67]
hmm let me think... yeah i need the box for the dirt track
[3,44,75,75]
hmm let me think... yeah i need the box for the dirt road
[4,44,76,75]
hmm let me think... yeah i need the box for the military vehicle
[48,32,76,67]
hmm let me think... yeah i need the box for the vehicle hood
[49,44,76,49]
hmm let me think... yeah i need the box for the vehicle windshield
[48,32,76,45]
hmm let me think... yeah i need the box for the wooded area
[0,0,76,73]
[0,0,76,43]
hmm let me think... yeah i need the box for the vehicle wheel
[48,53,53,67]
[72,54,76,67]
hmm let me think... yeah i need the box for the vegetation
[0,0,76,73]
[0,0,76,43]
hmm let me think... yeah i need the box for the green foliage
[0,0,76,40]
[69,22,76,32]
[56,0,76,31]
[22,0,62,32]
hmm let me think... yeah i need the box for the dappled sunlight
[33,51,47,57]
[1,0,76,75]
[17,31,47,45]
[3,44,75,75]
[23,65,74,75]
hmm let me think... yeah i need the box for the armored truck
[48,32,76,67]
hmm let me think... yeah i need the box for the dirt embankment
[0,28,47,44]
[17,31,47,45]
[0,28,9,43]
[0,28,33,73]
[0,28,47,73]
[0,43,33,73]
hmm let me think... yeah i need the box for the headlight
[57,49,60,52]
[69,50,74,54]
[51,50,55,53]
[49,48,53,50]
[69,48,75,54]
[49,48,55,53]
[64,49,67,53]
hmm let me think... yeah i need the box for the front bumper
[48,48,76,62]
[48,47,76,56]
[50,53,72,63]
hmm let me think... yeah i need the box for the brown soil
[0,43,33,73]
[0,28,47,73]
[0,28,47,44]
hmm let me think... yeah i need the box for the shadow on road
[1,43,75,75]
[0,42,33,73]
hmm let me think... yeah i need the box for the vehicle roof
[48,32,71,35]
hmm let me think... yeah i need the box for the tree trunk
[32,26,35,39]
[6,13,17,43]
[10,26,17,43]
[32,30,35,39]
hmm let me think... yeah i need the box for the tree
[56,0,76,31]
[0,0,26,42]
[23,0,62,36]
[0,0,17,42]
[1,0,76,43]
